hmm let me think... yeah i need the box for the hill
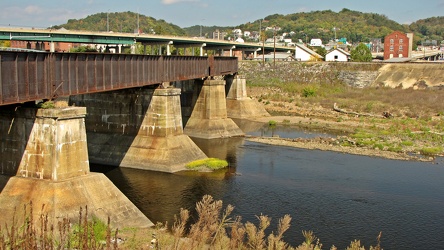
[183,25,234,38]
[51,11,186,36]
[50,10,444,46]
[409,16,444,42]
[237,9,408,43]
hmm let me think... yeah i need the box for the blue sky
[1,0,443,29]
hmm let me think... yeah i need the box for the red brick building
[10,40,76,52]
[383,31,413,60]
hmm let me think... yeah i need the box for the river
[90,122,444,249]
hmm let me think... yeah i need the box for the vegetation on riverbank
[1,197,383,250]
[240,61,444,159]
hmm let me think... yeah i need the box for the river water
[90,122,444,249]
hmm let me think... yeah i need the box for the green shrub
[420,147,443,156]
[268,120,277,126]
[302,86,317,97]
[401,141,414,146]
[38,101,55,109]
[387,146,403,153]
[374,143,384,150]
[185,158,228,171]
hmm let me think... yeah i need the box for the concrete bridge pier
[225,75,270,119]
[184,79,245,139]
[0,107,152,229]
[119,87,208,172]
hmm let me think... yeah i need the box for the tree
[315,47,327,59]
[350,43,372,62]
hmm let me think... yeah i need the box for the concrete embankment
[373,63,444,89]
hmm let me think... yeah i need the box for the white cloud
[0,5,90,28]
[24,5,43,14]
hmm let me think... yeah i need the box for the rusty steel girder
[0,51,238,106]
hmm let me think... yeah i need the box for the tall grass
[148,195,383,250]
[0,202,118,250]
[1,196,385,249]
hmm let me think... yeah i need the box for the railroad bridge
[0,50,269,229]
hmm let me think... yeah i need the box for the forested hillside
[409,16,444,41]
[237,9,408,43]
[51,10,443,45]
[51,11,186,36]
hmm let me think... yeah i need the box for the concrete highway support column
[0,107,152,229]
[49,41,55,52]
[120,87,208,172]
[226,75,270,119]
[184,79,245,139]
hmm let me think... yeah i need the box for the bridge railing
[0,51,238,106]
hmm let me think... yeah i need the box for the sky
[1,0,444,29]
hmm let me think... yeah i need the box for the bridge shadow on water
[90,135,246,226]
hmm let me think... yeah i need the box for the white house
[294,44,323,61]
[310,38,323,47]
[233,29,242,38]
[325,48,350,62]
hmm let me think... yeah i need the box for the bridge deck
[0,51,238,106]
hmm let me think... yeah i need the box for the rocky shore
[246,135,423,161]
[244,110,437,163]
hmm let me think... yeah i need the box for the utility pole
[262,40,265,66]
[107,11,109,32]
[260,19,269,66]
[273,26,276,68]
[259,19,262,42]
[200,19,205,38]
[137,10,140,34]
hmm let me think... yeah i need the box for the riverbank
[244,114,430,162]
[242,84,444,162]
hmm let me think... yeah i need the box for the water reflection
[93,132,444,249]
[232,118,336,139]
[2,119,444,249]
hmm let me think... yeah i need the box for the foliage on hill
[237,9,408,43]
[183,25,234,38]
[50,10,444,45]
[51,11,186,36]
[409,16,444,41]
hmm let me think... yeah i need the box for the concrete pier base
[120,88,207,172]
[226,76,270,119]
[0,107,152,229]
[184,79,245,139]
